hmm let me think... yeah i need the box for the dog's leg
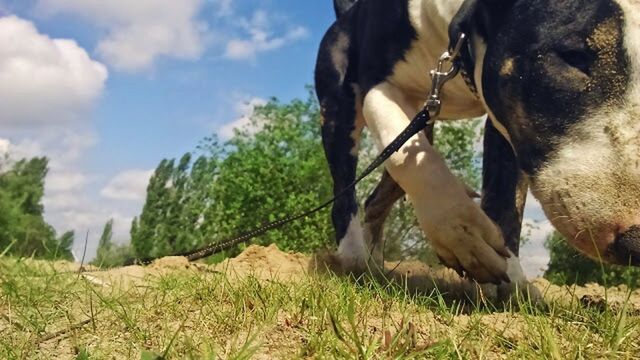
[362,81,509,284]
[363,127,434,265]
[481,119,527,257]
[318,85,367,270]
[315,25,371,271]
[481,119,541,302]
[363,171,405,265]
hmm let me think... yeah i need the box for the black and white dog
[315,0,640,288]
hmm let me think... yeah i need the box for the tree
[98,219,114,253]
[204,95,334,254]
[544,231,640,287]
[0,157,73,260]
[131,159,176,258]
[93,219,134,268]
[131,93,332,258]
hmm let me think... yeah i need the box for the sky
[0,0,552,277]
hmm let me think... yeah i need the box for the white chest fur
[387,0,485,120]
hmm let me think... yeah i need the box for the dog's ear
[448,0,516,49]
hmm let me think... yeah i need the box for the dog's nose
[614,225,640,266]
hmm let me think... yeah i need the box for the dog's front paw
[428,200,511,284]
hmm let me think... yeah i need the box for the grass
[0,256,639,359]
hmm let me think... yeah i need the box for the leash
[100,34,468,270]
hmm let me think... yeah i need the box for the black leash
[112,33,469,269]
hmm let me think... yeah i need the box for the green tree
[0,157,73,260]
[202,95,333,254]
[544,231,640,287]
[131,94,332,258]
[131,159,175,258]
[93,219,134,268]
[98,219,114,252]
[434,120,482,190]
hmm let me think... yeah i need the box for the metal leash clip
[424,33,467,119]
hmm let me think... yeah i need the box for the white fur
[506,253,526,285]
[389,0,485,119]
[496,252,543,304]
[348,0,509,282]
[337,215,369,265]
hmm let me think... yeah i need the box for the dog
[315,0,640,290]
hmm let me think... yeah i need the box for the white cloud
[43,191,83,212]
[0,138,9,157]
[101,169,153,201]
[211,0,233,17]
[46,171,87,192]
[224,11,309,60]
[52,132,98,166]
[523,218,554,243]
[36,1,308,67]
[37,0,207,71]
[218,97,268,139]
[0,16,108,127]
[57,207,134,259]
[0,137,44,163]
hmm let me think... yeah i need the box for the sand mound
[214,244,309,281]
[81,245,310,288]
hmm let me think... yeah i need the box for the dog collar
[457,38,480,99]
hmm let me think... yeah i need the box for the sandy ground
[80,244,640,313]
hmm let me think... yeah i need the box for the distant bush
[544,231,640,288]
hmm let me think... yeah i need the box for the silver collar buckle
[424,33,467,119]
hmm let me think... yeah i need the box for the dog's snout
[614,225,640,266]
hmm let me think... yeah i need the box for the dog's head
[451,0,640,265]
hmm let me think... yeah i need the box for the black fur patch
[352,0,417,93]
[481,119,527,255]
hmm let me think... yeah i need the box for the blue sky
[0,0,551,276]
